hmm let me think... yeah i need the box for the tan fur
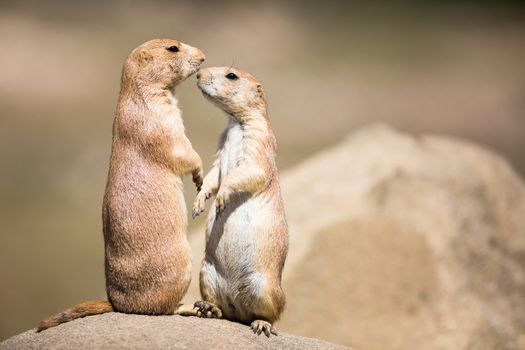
[37,39,205,331]
[191,67,288,337]
[37,301,113,332]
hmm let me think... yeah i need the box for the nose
[199,52,206,63]
[196,72,201,79]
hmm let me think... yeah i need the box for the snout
[196,50,205,64]
[189,47,205,73]
[196,68,211,83]
[196,68,216,98]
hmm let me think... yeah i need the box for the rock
[181,123,525,350]
[0,313,350,350]
[275,124,525,350]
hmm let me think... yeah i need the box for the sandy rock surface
[0,313,351,350]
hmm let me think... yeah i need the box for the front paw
[192,168,203,191]
[215,188,231,215]
[192,189,210,219]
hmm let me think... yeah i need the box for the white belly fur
[219,122,243,180]
[205,122,269,316]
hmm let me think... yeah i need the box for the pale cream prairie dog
[37,39,205,331]
[191,67,288,337]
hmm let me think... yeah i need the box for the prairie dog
[37,39,205,331]
[192,67,288,337]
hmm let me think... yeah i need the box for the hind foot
[194,300,223,319]
[251,320,278,337]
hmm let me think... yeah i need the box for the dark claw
[192,208,203,219]
[251,321,277,337]
[263,326,270,337]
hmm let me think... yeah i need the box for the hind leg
[194,262,223,319]
[247,284,286,337]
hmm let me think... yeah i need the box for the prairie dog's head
[123,39,205,90]
[197,67,267,117]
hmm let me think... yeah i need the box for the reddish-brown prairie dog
[191,67,288,337]
[37,38,205,332]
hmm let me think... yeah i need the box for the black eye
[166,45,179,52]
[225,73,239,80]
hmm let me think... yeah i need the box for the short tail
[37,300,113,332]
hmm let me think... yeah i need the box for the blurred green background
[0,0,524,341]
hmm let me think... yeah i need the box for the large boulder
[181,124,525,350]
[0,313,350,350]
[276,124,525,350]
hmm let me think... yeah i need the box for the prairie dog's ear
[138,51,153,65]
[255,83,264,97]
[253,83,267,105]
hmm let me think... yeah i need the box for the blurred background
[1,0,524,348]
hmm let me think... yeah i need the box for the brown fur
[190,67,288,337]
[37,39,205,331]
[37,301,113,332]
